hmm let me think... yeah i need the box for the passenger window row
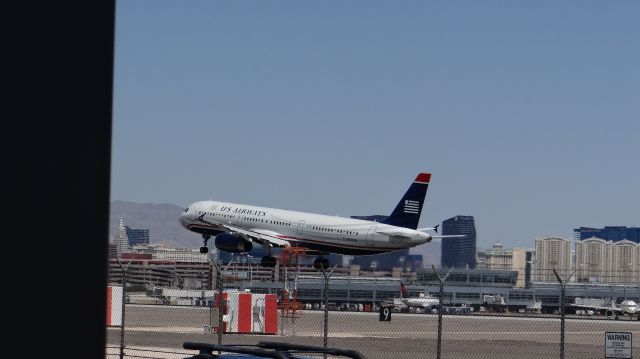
[309,225,358,236]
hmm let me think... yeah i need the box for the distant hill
[109,200,199,248]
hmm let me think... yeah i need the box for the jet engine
[214,233,253,253]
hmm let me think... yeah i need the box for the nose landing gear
[200,234,211,254]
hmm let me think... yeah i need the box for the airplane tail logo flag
[400,282,409,298]
[404,200,420,214]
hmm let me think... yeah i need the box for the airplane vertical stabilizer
[383,173,430,230]
[400,282,409,299]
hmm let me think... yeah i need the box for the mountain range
[109,200,199,248]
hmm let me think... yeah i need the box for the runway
[107,304,639,359]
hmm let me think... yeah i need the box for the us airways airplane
[179,173,457,268]
[570,299,639,321]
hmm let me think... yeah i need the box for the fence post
[432,265,454,359]
[115,258,132,359]
[209,257,228,353]
[552,267,575,359]
[319,263,337,356]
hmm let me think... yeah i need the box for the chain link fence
[106,259,640,359]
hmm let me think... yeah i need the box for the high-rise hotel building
[533,236,572,282]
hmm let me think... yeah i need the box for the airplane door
[366,226,376,246]
[234,214,244,227]
[297,220,305,235]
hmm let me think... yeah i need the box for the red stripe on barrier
[237,293,252,333]
[264,294,278,334]
[106,287,112,326]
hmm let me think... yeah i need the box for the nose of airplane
[179,210,190,228]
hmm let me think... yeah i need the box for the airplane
[179,172,462,268]
[380,282,441,313]
[569,299,639,321]
[399,282,440,313]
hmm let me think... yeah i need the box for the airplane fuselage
[179,200,432,255]
[403,297,440,308]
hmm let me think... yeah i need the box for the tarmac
[106,304,640,359]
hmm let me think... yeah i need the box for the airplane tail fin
[400,282,409,299]
[383,173,430,230]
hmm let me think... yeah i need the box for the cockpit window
[184,208,189,212]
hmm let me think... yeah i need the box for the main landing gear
[200,234,210,254]
[261,256,277,268]
[313,257,330,270]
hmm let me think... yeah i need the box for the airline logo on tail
[404,200,420,214]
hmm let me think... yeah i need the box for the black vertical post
[553,268,574,359]
[208,255,213,333]
[212,259,225,353]
[560,282,565,359]
[218,264,223,349]
[121,269,126,359]
[319,264,336,359]
[432,265,453,359]
[115,259,131,359]
[323,269,329,351]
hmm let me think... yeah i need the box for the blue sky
[111,1,639,250]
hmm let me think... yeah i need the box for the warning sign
[605,332,632,359]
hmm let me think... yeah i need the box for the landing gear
[200,234,211,254]
[261,256,277,268]
[313,257,330,270]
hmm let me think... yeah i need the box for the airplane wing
[224,225,291,247]
[568,304,623,313]
[195,216,290,248]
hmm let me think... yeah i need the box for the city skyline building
[125,225,150,246]
[611,240,639,284]
[482,242,528,288]
[441,215,477,270]
[575,237,612,283]
[573,226,640,244]
[573,237,640,284]
[129,243,209,263]
[533,236,572,282]
[116,217,129,257]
